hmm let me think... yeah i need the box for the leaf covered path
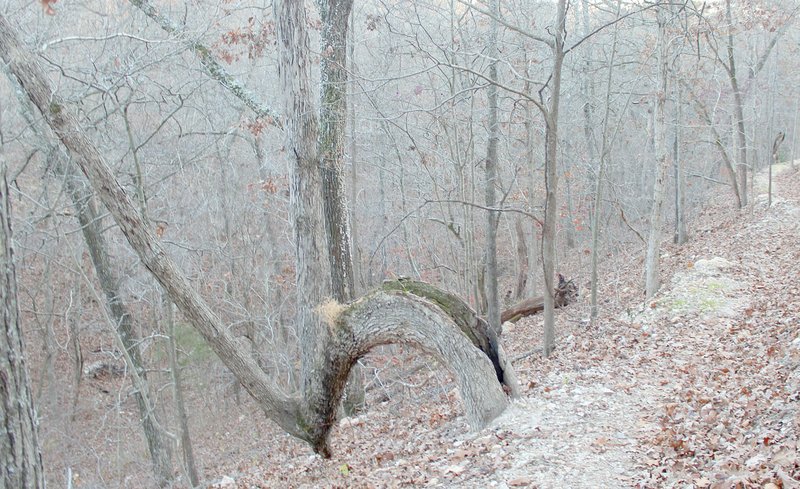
[206,167,800,488]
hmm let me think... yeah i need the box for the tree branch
[454,0,553,47]
[127,0,283,128]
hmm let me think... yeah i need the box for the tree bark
[4,68,174,485]
[0,10,306,440]
[62,161,174,487]
[673,73,687,245]
[590,0,622,322]
[302,289,508,456]
[317,0,365,415]
[484,0,501,345]
[682,82,742,207]
[0,160,45,489]
[165,297,200,487]
[726,0,748,207]
[127,0,283,126]
[318,0,356,304]
[512,218,528,301]
[645,8,670,299]
[770,132,785,207]
[542,0,567,357]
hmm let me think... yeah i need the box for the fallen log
[501,274,578,323]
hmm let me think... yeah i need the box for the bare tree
[484,0,501,343]
[645,7,671,299]
[589,0,623,322]
[541,0,568,356]
[0,7,508,459]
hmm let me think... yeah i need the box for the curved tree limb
[303,290,508,455]
[381,279,505,385]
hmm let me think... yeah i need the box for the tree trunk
[4,68,174,485]
[165,296,200,487]
[0,161,45,489]
[645,8,670,299]
[590,0,622,322]
[302,289,508,456]
[770,132,785,207]
[673,74,687,245]
[318,0,356,304]
[512,218,528,301]
[726,0,748,208]
[127,0,283,126]
[0,9,305,438]
[317,0,365,415]
[542,0,567,357]
[580,0,597,168]
[62,161,174,487]
[347,13,362,294]
[484,0,501,343]
[523,52,539,300]
[683,82,742,207]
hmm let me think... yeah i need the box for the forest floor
[192,165,799,489]
[36,166,799,489]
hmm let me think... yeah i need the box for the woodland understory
[26,162,800,489]
[1,0,800,488]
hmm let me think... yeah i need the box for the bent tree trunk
[0,12,508,458]
[382,279,506,385]
[303,291,507,456]
[1,162,45,489]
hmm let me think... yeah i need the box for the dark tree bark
[319,0,356,304]
[317,0,365,415]
[1,162,45,489]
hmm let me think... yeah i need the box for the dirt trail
[445,165,800,489]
